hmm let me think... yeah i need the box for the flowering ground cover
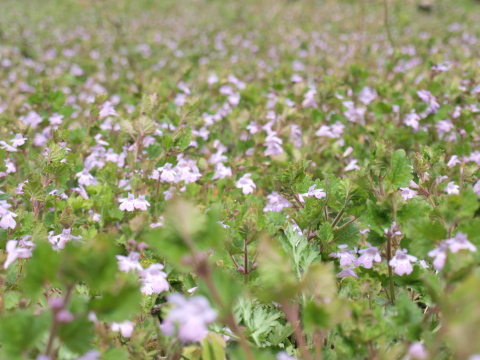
[1,0,480,359]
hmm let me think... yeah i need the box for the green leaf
[58,316,94,354]
[22,180,46,203]
[201,333,226,360]
[384,149,412,189]
[0,310,50,358]
[103,348,130,360]
[89,276,141,322]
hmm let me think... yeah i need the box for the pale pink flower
[4,239,34,269]
[389,249,417,276]
[119,193,136,211]
[400,187,417,201]
[116,252,142,273]
[447,155,461,168]
[76,169,98,186]
[358,86,377,105]
[336,267,359,279]
[235,174,256,195]
[329,245,357,267]
[212,163,232,180]
[139,263,169,295]
[446,232,477,253]
[48,229,83,251]
[161,294,217,343]
[405,342,428,359]
[356,246,381,269]
[158,163,176,183]
[473,180,480,198]
[428,243,448,270]
[444,182,459,195]
[133,195,150,211]
[111,321,134,338]
[263,192,292,212]
[11,134,28,147]
[99,101,118,118]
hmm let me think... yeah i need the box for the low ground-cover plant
[1,0,480,359]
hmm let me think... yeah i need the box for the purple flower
[389,249,417,276]
[264,132,284,156]
[76,169,98,186]
[329,245,357,267]
[99,101,118,118]
[133,195,150,211]
[11,134,28,147]
[447,155,461,168]
[446,232,477,253]
[356,246,381,269]
[235,174,256,195]
[3,239,34,269]
[158,163,177,183]
[139,263,169,295]
[405,342,428,359]
[404,111,421,131]
[400,187,417,201]
[358,86,377,105]
[119,193,136,211]
[111,321,134,338]
[263,192,292,212]
[336,267,359,279]
[161,294,217,343]
[474,180,480,198]
[444,181,459,195]
[116,252,142,273]
[212,163,232,180]
[48,229,83,251]
[428,243,448,270]
[417,90,440,115]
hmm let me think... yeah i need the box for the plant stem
[201,270,254,360]
[386,237,396,303]
[282,302,313,360]
[45,285,74,358]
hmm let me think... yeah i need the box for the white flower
[11,134,28,147]
[336,267,359,279]
[446,232,477,253]
[111,321,134,338]
[356,246,382,269]
[0,211,17,230]
[76,169,98,186]
[161,294,217,343]
[4,239,34,269]
[405,342,428,359]
[428,243,448,270]
[158,163,176,183]
[329,245,357,267]
[473,180,480,198]
[235,174,256,195]
[116,252,142,273]
[299,185,326,201]
[389,249,417,276]
[263,192,292,212]
[212,163,232,180]
[119,193,136,211]
[48,229,83,251]
[444,181,460,195]
[133,195,150,211]
[99,101,118,118]
[150,216,164,228]
[139,264,169,295]
[358,86,377,105]
[447,155,461,168]
[400,187,417,201]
